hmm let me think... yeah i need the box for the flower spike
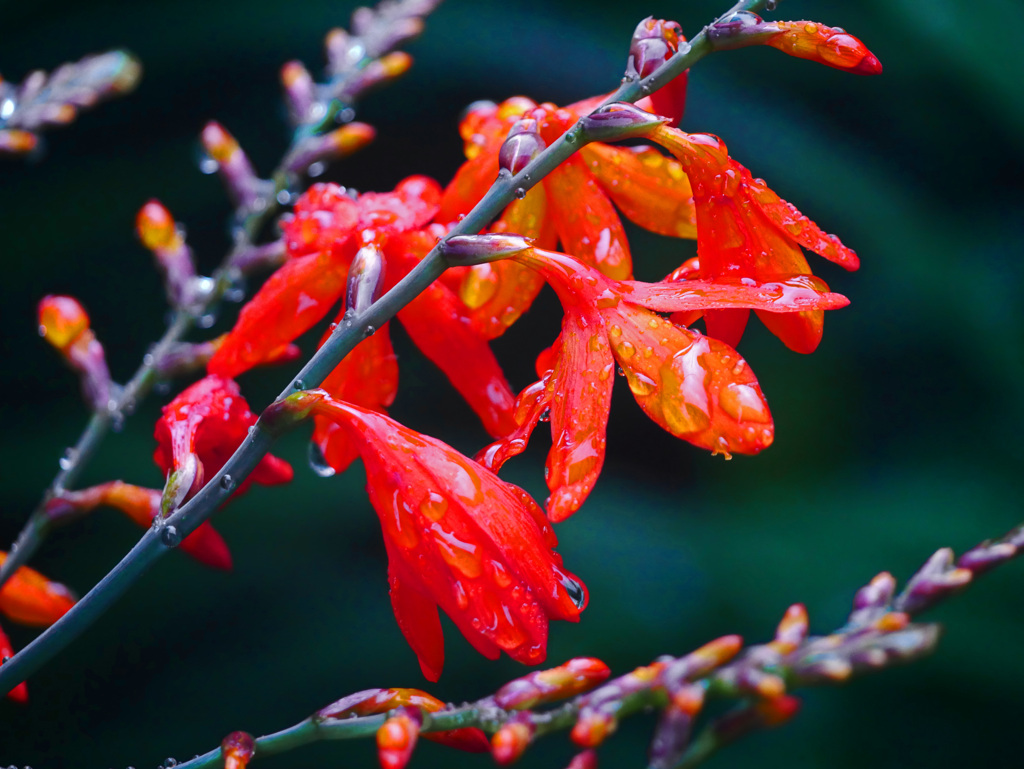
[287,391,587,679]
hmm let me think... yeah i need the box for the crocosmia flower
[154,374,292,509]
[647,125,859,353]
[284,392,587,681]
[208,178,517,462]
[0,551,76,626]
[478,249,849,521]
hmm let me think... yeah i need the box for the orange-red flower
[154,374,293,509]
[285,392,587,681]
[646,125,859,353]
[207,178,517,471]
[0,551,77,703]
[478,248,849,521]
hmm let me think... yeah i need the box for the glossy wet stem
[0,0,776,696]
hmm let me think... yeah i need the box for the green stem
[0,0,772,696]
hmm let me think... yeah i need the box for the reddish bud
[498,117,545,176]
[570,711,616,748]
[221,731,255,769]
[491,716,534,765]
[567,750,598,769]
[495,657,611,710]
[136,200,179,251]
[754,694,801,727]
[201,121,240,163]
[0,129,38,154]
[377,710,421,769]
[38,295,89,352]
[771,603,809,654]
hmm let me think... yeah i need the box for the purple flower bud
[648,703,695,769]
[957,541,1017,576]
[707,11,770,48]
[201,122,270,213]
[498,118,545,176]
[281,61,315,125]
[894,548,973,615]
[852,571,897,612]
[442,234,533,265]
[580,102,668,142]
[346,244,386,315]
[627,17,684,80]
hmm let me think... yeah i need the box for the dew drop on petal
[419,490,448,521]
[719,383,770,424]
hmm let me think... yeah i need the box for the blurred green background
[2,0,1023,766]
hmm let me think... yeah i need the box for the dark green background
[2,0,1022,766]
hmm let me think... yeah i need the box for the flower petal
[0,553,76,626]
[544,156,633,280]
[388,561,447,682]
[207,251,349,378]
[581,144,696,239]
[619,275,849,313]
[0,621,28,702]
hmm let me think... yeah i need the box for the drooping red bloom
[153,374,292,507]
[478,248,849,521]
[286,391,587,681]
[46,481,232,570]
[647,125,859,353]
[207,178,517,470]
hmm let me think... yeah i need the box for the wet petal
[388,562,446,681]
[582,144,696,239]
[0,554,76,626]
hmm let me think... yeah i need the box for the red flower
[207,178,517,470]
[478,248,849,521]
[648,125,859,353]
[438,96,698,341]
[154,375,292,508]
[287,391,587,681]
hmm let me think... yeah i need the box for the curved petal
[545,156,633,280]
[704,308,750,349]
[0,554,75,626]
[476,379,552,473]
[438,151,498,224]
[207,251,348,378]
[388,559,447,682]
[604,302,774,457]
[581,144,696,239]
[545,310,615,522]
[618,275,849,313]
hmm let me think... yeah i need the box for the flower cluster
[18,4,882,695]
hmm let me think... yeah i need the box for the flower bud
[37,295,112,411]
[284,123,376,176]
[377,708,421,769]
[894,548,972,615]
[136,200,196,307]
[491,715,534,765]
[958,541,1017,575]
[0,129,38,154]
[201,121,267,212]
[136,200,179,251]
[346,244,385,315]
[628,17,688,125]
[221,731,255,769]
[570,710,616,748]
[580,102,668,143]
[566,749,598,769]
[442,234,533,266]
[495,657,610,710]
[771,603,809,654]
[498,117,545,176]
[38,295,89,352]
[281,60,315,124]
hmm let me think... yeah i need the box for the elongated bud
[38,295,90,352]
[771,603,809,654]
[894,548,972,614]
[346,244,385,315]
[492,714,534,765]
[38,295,112,411]
[709,13,881,75]
[498,117,545,176]
[285,122,376,176]
[495,657,610,710]
[442,234,533,266]
[736,667,786,698]
[753,695,801,727]
[580,102,668,142]
[648,700,696,769]
[326,27,361,72]
[201,121,268,212]
[281,60,315,124]
[796,653,853,683]
[377,707,421,769]
[136,200,197,307]
[221,731,255,769]
[349,52,413,96]
[0,129,38,154]
[958,540,1018,575]
[628,17,688,125]
[669,634,743,680]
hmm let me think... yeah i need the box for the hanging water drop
[307,442,336,478]
[293,379,305,390]
[307,161,326,177]
[561,574,586,609]
[160,526,181,547]
[59,447,78,471]
[514,187,526,199]
[219,474,234,490]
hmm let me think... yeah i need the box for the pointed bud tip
[201,121,239,163]
[136,200,178,250]
[38,295,90,351]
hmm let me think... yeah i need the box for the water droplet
[219,474,234,490]
[419,491,448,521]
[143,353,155,366]
[59,447,78,471]
[459,263,498,309]
[307,443,336,478]
[160,526,181,547]
[307,161,326,177]
[719,383,770,424]
[293,379,305,390]
[539,409,550,422]
[276,189,293,205]
[337,107,356,124]
[561,573,586,609]
[198,155,219,174]
[514,187,526,199]
[363,325,375,338]
[625,369,657,397]
[764,0,777,10]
